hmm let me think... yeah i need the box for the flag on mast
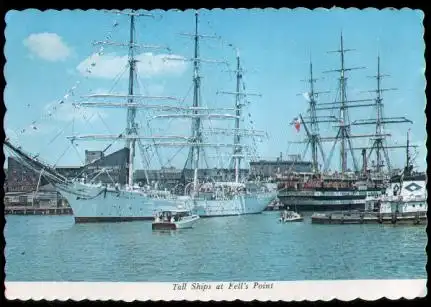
[292,117,301,132]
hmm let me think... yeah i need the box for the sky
[4,8,426,172]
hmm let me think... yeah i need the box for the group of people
[279,209,296,222]
[154,212,180,223]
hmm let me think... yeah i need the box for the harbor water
[5,212,426,281]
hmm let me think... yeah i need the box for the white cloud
[76,52,188,79]
[23,32,71,62]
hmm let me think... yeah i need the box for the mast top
[340,30,344,49]
[236,49,240,58]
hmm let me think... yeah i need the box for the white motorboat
[152,209,200,230]
[279,210,304,223]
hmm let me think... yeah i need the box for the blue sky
[4,8,426,172]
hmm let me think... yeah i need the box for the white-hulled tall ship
[165,12,277,217]
[5,10,276,222]
[5,10,192,222]
[277,33,421,211]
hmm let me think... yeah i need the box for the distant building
[4,168,8,192]
[287,154,302,162]
[85,150,104,164]
[135,166,183,191]
[4,192,30,206]
[249,159,313,178]
[56,166,82,179]
[33,183,65,207]
[6,156,46,192]
[81,147,129,185]
[4,183,67,208]
[6,147,129,194]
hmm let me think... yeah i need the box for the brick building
[6,156,46,192]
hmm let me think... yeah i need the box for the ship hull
[58,183,276,222]
[278,202,366,212]
[278,188,383,212]
[58,183,184,223]
[192,192,277,217]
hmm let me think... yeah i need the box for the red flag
[293,117,301,132]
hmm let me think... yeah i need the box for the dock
[4,206,73,216]
[311,211,427,225]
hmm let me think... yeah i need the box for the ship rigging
[292,33,415,179]
[5,9,276,221]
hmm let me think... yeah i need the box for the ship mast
[319,32,380,174]
[351,55,414,176]
[217,49,263,183]
[406,129,410,174]
[294,60,331,174]
[373,55,385,173]
[126,13,137,186]
[178,11,236,191]
[70,10,257,193]
[191,12,202,194]
[65,10,184,185]
[403,129,418,176]
[233,52,242,183]
[307,62,319,172]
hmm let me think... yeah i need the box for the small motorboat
[152,209,200,230]
[279,210,303,223]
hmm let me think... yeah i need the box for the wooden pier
[4,206,73,216]
[311,211,427,225]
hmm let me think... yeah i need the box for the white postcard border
[5,280,427,301]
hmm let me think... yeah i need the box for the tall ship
[276,33,422,211]
[4,10,276,222]
[177,12,277,217]
[180,12,277,217]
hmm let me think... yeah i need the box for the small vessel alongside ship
[279,210,304,223]
[152,208,200,230]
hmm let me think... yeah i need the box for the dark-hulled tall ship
[275,33,424,212]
